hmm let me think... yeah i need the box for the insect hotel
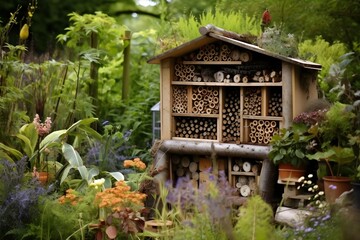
[148,25,321,203]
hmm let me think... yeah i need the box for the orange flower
[95,180,146,212]
[58,188,81,206]
[123,158,146,171]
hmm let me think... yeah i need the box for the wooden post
[89,31,99,109]
[122,30,131,101]
[282,62,293,128]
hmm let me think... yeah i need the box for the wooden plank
[261,86,268,116]
[161,59,174,140]
[282,62,293,128]
[183,61,243,65]
[172,81,283,87]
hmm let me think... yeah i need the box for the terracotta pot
[278,163,306,181]
[323,176,352,203]
[37,172,49,185]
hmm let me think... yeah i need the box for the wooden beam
[158,140,270,159]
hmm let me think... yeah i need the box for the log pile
[248,120,279,144]
[172,155,199,183]
[192,86,219,114]
[231,159,261,197]
[172,86,188,113]
[268,91,282,116]
[243,88,262,116]
[222,89,241,143]
[252,70,282,83]
[174,117,217,140]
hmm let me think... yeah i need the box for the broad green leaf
[66,118,98,133]
[15,134,33,157]
[306,149,336,161]
[87,167,100,182]
[62,143,83,167]
[78,165,88,181]
[0,151,15,162]
[0,143,23,160]
[107,171,125,181]
[78,125,102,140]
[61,165,73,184]
[295,149,305,159]
[40,130,67,149]
[19,123,38,151]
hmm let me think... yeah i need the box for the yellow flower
[19,24,29,40]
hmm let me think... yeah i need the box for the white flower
[308,174,313,178]
[306,180,312,185]
[298,176,305,182]
[318,191,324,196]
[308,187,313,192]
[313,185,318,189]
[90,178,105,187]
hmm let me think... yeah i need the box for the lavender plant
[0,157,48,237]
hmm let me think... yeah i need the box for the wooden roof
[148,31,322,71]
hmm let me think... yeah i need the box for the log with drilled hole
[268,92,282,117]
[174,117,217,140]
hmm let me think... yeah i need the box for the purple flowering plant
[0,157,48,236]
[166,170,238,224]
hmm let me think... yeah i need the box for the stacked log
[172,86,188,113]
[174,117,217,140]
[243,88,262,116]
[248,120,279,144]
[171,155,199,188]
[252,69,281,83]
[268,91,282,117]
[232,159,261,197]
[222,89,241,143]
[174,63,196,82]
[192,86,219,114]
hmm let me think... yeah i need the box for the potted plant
[306,102,356,203]
[269,123,315,181]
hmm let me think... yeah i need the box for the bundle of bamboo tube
[187,43,252,62]
[222,89,241,143]
[192,86,219,114]
[174,63,196,82]
[268,91,282,117]
[243,88,262,116]
[172,86,188,113]
[248,120,279,144]
[174,117,217,140]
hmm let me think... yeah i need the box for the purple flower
[328,184,337,190]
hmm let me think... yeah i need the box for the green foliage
[299,37,346,78]
[269,124,314,167]
[321,102,355,146]
[234,195,275,240]
[159,9,260,52]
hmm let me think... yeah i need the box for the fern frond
[234,195,275,240]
